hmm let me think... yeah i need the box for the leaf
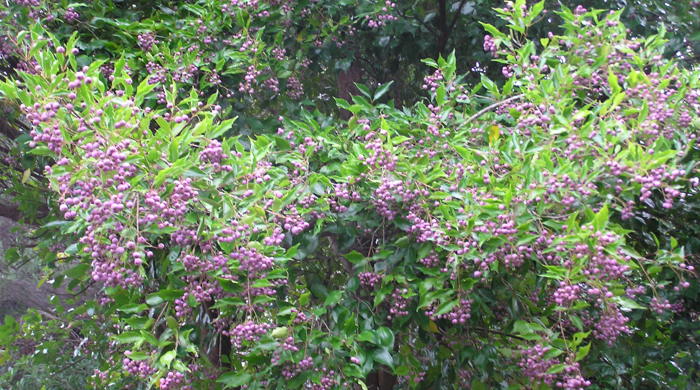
[208,117,237,139]
[42,220,70,228]
[159,350,176,367]
[146,289,184,306]
[125,351,149,361]
[479,22,507,40]
[546,363,566,374]
[480,73,499,96]
[271,327,288,338]
[435,299,459,316]
[488,125,500,145]
[529,1,545,20]
[372,348,394,369]
[614,296,645,310]
[592,204,609,231]
[373,81,394,101]
[146,295,164,306]
[376,327,394,349]
[65,264,89,279]
[153,158,190,187]
[427,320,440,333]
[117,304,148,314]
[21,169,31,184]
[344,250,364,264]
[570,315,584,331]
[436,86,446,106]
[354,83,372,99]
[575,343,591,361]
[298,291,311,306]
[135,78,157,105]
[115,331,145,344]
[217,372,252,388]
[355,380,369,390]
[608,70,621,94]
[324,290,343,307]
[421,58,438,68]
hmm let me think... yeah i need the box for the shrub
[0,1,699,389]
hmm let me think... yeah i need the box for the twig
[470,326,526,341]
[447,0,469,36]
[396,7,436,33]
[456,94,525,131]
[436,323,526,341]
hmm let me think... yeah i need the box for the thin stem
[456,94,525,132]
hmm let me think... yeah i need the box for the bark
[437,0,448,55]
[337,61,364,119]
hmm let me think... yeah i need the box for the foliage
[0,0,699,389]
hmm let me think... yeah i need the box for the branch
[436,323,526,341]
[456,94,525,131]
[395,7,436,33]
[471,326,526,341]
[319,232,353,275]
[447,0,469,36]
[437,0,448,54]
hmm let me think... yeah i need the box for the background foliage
[0,0,698,389]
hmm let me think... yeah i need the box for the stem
[456,94,525,131]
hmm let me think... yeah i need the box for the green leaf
[358,330,377,344]
[65,263,90,279]
[208,117,237,139]
[153,158,190,187]
[436,86,446,106]
[125,351,149,361]
[271,327,288,338]
[529,1,545,20]
[344,250,364,264]
[159,350,176,367]
[479,22,507,40]
[575,343,591,361]
[324,290,343,306]
[117,304,148,314]
[135,77,157,105]
[614,296,645,310]
[376,327,394,349]
[592,204,609,231]
[546,363,566,374]
[146,289,184,306]
[608,70,621,94]
[146,295,164,306]
[217,372,252,388]
[115,331,145,344]
[354,83,372,99]
[298,292,310,306]
[42,220,70,228]
[372,348,394,369]
[570,315,584,331]
[373,81,394,101]
[435,299,459,316]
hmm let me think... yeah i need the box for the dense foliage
[0,0,699,389]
